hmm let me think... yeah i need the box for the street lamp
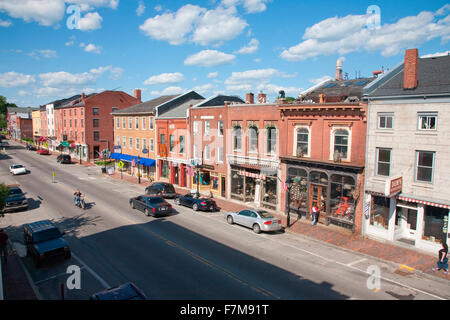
[285,177,293,228]
[137,155,141,184]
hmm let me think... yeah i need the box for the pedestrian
[432,242,448,274]
[0,228,8,263]
[312,205,319,226]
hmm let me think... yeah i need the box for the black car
[90,282,147,300]
[23,220,71,267]
[175,192,218,212]
[3,186,28,212]
[145,182,177,199]
[57,154,71,164]
[26,144,36,151]
[130,195,172,216]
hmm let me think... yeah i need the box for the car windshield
[9,188,23,195]
[164,185,175,193]
[149,198,164,204]
[13,165,23,169]
[33,228,62,243]
[257,210,274,218]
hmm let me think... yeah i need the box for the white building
[362,49,450,254]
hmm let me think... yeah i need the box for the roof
[47,95,82,108]
[158,98,204,118]
[300,78,374,103]
[113,95,180,115]
[156,91,205,119]
[364,55,450,98]
[7,107,35,114]
[193,94,244,108]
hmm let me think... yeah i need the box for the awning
[238,170,266,180]
[110,153,156,167]
[396,196,450,209]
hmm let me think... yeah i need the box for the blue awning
[110,153,156,167]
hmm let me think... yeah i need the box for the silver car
[225,209,283,234]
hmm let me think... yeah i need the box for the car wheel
[227,215,234,224]
[253,223,261,234]
[130,201,135,209]
[144,208,150,216]
[175,198,180,205]
[193,203,199,211]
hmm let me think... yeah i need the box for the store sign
[385,176,402,197]
[114,145,122,153]
[201,164,215,171]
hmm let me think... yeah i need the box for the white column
[415,204,425,245]
[362,193,371,237]
[387,197,397,241]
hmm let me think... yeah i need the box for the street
[1,140,449,300]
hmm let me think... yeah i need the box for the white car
[10,164,27,175]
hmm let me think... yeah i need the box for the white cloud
[436,4,450,16]
[144,72,185,85]
[225,68,279,86]
[0,0,66,26]
[78,11,102,31]
[207,72,219,78]
[140,4,247,46]
[84,43,102,54]
[221,0,270,13]
[69,0,119,11]
[109,67,124,80]
[281,10,450,61]
[65,40,75,46]
[421,51,450,58]
[184,50,235,67]
[192,6,247,46]
[154,5,162,12]
[0,18,12,27]
[139,4,205,45]
[29,49,58,59]
[137,1,145,16]
[235,38,259,54]
[192,83,216,95]
[309,75,333,85]
[39,71,98,87]
[151,86,185,96]
[0,72,36,88]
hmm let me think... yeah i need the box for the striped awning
[396,196,450,209]
[238,170,266,180]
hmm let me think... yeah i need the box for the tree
[0,183,10,217]
[0,95,18,115]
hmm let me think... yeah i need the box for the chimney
[319,93,325,103]
[257,92,267,104]
[403,49,419,90]
[134,89,142,103]
[246,92,254,104]
[81,92,85,100]
[335,59,343,81]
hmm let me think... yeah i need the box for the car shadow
[27,198,42,210]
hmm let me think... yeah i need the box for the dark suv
[57,154,71,164]
[4,186,28,212]
[23,220,71,267]
[145,182,177,199]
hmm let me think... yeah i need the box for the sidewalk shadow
[27,198,41,210]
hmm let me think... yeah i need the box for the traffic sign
[118,161,124,168]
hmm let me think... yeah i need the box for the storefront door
[395,206,418,241]
[310,184,327,221]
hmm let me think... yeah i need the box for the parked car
[225,209,282,234]
[90,282,147,300]
[26,144,36,151]
[57,154,71,164]
[175,192,218,212]
[0,141,9,148]
[129,195,172,217]
[145,182,177,199]
[3,186,28,212]
[9,164,27,175]
[23,220,71,267]
[37,148,50,155]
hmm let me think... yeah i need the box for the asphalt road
[1,141,449,300]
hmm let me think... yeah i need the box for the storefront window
[212,175,219,191]
[329,175,356,223]
[161,161,170,178]
[231,170,244,201]
[310,171,328,185]
[370,196,390,230]
[423,206,448,244]
[245,176,256,202]
[193,171,211,186]
[262,176,277,209]
[288,167,308,213]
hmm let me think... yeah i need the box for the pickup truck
[3,185,28,212]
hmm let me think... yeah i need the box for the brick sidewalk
[105,170,449,280]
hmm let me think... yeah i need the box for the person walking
[312,205,319,226]
[432,242,448,274]
[0,229,9,263]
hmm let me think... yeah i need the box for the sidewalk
[106,170,449,281]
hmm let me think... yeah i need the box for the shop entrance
[395,206,418,242]
[310,184,327,222]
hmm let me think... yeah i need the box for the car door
[135,196,145,211]
[236,210,251,227]
[181,194,190,206]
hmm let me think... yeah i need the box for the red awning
[396,196,450,209]
[238,170,266,180]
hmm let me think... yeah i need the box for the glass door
[310,184,327,222]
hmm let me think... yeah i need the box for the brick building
[7,107,34,141]
[189,94,244,198]
[278,68,374,233]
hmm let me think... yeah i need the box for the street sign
[114,145,122,153]
[142,148,149,154]
[118,161,124,168]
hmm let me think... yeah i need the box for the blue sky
[0,0,449,107]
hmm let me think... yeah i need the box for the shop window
[376,148,391,176]
[310,171,328,185]
[415,151,434,183]
[212,174,219,191]
[370,196,390,230]
[161,161,170,178]
[193,171,210,186]
[245,176,256,202]
[262,176,277,208]
[423,206,447,244]
[288,167,308,213]
[231,170,244,201]
[329,175,356,223]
